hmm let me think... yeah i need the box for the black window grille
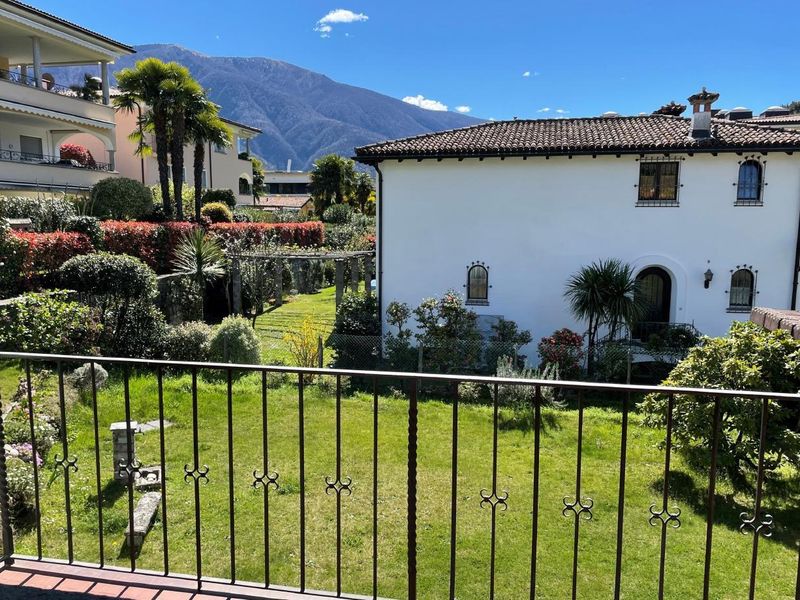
[728,268,755,311]
[467,264,489,303]
[637,161,679,206]
[736,160,763,206]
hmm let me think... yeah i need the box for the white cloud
[555,108,569,114]
[403,94,448,111]
[319,8,368,24]
[537,107,551,113]
[523,71,531,78]
[315,8,368,36]
[455,105,471,113]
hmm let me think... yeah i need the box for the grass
[0,366,798,600]
[253,286,337,365]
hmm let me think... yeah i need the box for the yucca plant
[172,228,227,320]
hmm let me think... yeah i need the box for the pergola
[228,247,375,314]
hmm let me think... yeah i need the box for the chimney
[687,87,720,139]
[286,159,292,172]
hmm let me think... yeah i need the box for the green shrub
[102,300,167,359]
[166,321,213,362]
[202,188,236,208]
[209,316,261,365]
[0,291,102,354]
[64,215,103,248]
[232,209,253,223]
[234,207,275,223]
[90,177,153,220]
[59,252,157,301]
[329,292,380,369]
[322,203,353,224]
[0,195,76,231]
[0,221,26,297]
[642,321,800,485]
[496,355,562,408]
[200,202,233,223]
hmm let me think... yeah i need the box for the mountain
[53,44,481,170]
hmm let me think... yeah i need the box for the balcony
[0,352,797,599]
[0,150,114,191]
[0,70,115,126]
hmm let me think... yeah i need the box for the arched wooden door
[635,267,672,338]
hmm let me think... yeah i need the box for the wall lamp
[704,269,714,289]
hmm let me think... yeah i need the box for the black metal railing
[0,351,797,599]
[0,68,102,103]
[0,149,112,172]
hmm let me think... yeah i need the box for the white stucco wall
[378,154,800,360]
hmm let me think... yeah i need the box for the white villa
[355,90,800,356]
[0,0,134,193]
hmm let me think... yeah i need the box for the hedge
[12,231,94,275]
[208,222,324,247]
[101,221,195,273]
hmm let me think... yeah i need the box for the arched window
[729,269,755,311]
[466,263,489,304]
[736,160,763,205]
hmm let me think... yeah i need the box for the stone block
[125,491,161,550]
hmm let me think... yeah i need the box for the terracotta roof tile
[355,115,800,161]
[256,195,312,209]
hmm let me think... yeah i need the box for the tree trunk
[171,112,186,221]
[193,140,204,221]
[153,112,172,218]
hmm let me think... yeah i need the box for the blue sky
[37,0,799,120]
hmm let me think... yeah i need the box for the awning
[0,98,114,130]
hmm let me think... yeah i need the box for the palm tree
[172,228,227,320]
[564,259,643,374]
[184,94,231,220]
[114,58,176,218]
[352,171,374,213]
[161,67,204,221]
[309,154,356,214]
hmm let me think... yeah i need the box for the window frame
[727,266,757,313]
[465,262,490,305]
[636,158,681,207]
[734,158,766,206]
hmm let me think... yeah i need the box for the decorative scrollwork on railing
[325,475,353,496]
[183,464,210,484]
[53,454,78,473]
[649,504,682,529]
[479,488,509,511]
[739,512,773,538]
[253,469,280,490]
[116,458,142,481]
[563,496,594,521]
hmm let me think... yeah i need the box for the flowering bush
[60,142,95,167]
[5,457,36,519]
[537,328,585,379]
[13,231,94,275]
[209,221,324,248]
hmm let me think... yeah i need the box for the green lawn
[253,286,337,365]
[0,366,798,599]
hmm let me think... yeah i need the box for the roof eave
[354,145,800,163]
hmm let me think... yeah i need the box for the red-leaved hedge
[101,221,199,273]
[208,222,324,247]
[13,231,94,274]
[101,221,161,269]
